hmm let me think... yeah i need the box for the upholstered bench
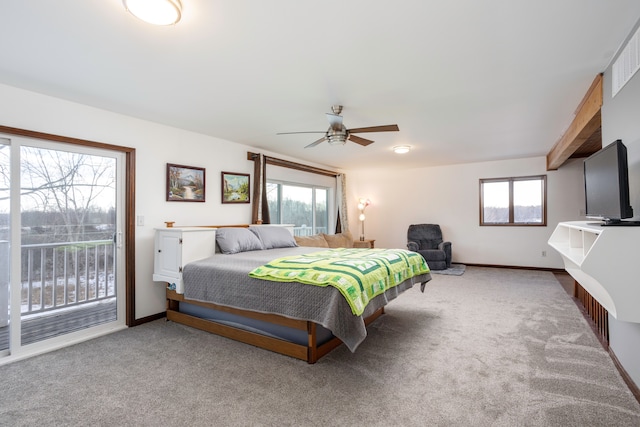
[294,231,355,248]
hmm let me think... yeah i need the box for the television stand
[548,221,640,323]
[597,220,640,226]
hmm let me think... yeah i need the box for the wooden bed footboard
[165,289,384,363]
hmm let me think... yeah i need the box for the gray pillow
[249,226,297,249]
[216,227,264,254]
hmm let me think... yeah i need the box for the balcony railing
[19,240,116,316]
[292,226,327,236]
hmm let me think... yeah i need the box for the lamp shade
[123,0,182,25]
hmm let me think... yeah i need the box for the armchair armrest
[437,241,451,251]
[407,241,419,252]
[438,241,452,267]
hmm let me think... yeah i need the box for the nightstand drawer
[353,239,375,249]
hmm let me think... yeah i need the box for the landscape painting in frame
[166,163,206,202]
[221,172,250,204]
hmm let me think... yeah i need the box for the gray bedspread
[182,247,431,352]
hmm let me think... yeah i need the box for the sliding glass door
[0,135,126,359]
[0,138,10,354]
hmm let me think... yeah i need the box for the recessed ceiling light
[393,145,411,154]
[123,0,182,26]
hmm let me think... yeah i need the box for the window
[480,175,546,226]
[266,181,329,236]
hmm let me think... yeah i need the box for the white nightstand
[153,227,217,293]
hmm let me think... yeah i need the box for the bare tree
[0,144,9,243]
[0,143,9,201]
[1,145,115,242]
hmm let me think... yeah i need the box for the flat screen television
[583,139,637,226]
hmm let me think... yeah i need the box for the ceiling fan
[277,105,399,148]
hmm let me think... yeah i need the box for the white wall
[601,18,640,388]
[346,156,584,268]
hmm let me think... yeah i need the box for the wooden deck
[0,299,116,349]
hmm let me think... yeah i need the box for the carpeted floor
[1,267,639,426]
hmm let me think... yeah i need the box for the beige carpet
[1,267,639,426]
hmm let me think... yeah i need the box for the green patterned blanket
[249,248,430,315]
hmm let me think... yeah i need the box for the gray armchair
[407,224,452,270]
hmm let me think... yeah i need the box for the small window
[480,175,547,226]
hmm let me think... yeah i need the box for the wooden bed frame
[166,289,384,364]
[160,222,387,363]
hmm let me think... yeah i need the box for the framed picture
[221,171,250,204]
[166,163,206,202]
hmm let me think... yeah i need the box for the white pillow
[216,228,264,254]
[249,226,297,249]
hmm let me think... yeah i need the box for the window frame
[479,175,547,226]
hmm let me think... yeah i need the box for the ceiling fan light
[327,134,347,145]
[123,0,182,25]
[393,145,411,154]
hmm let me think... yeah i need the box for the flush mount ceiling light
[393,145,411,154]
[123,0,182,25]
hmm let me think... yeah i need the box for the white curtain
[336,173,349,232]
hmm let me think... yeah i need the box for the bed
[163,225,431,363]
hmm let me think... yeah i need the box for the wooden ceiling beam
[546,74,603,170]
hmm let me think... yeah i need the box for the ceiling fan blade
[347,124,399,133]
[348,134,375,146]
[305,136,327,148]
[326,113,343,130]
[277,131,326,135]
